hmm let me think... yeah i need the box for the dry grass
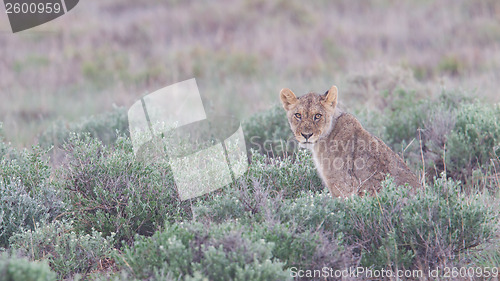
[1,0,500,146]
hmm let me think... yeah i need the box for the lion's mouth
[299,139,316,145]
[298,141,315,149]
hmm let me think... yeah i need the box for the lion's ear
[322,85,338,109]
[280,88,298,111]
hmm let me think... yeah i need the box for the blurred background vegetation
[0,0,499,146]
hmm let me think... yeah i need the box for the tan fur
[280,85,420,197]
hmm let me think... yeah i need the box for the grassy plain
[0,0,499,145]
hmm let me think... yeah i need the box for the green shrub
[58,134,191,245]
[117,222,290,281]
[187,173,497,271]
[337,177,497,269]
[446,103,500,182]
[257,191,353,271]
[249,221,348,272]
[193,191,250,224]
[243,105,294,158]
[471,241,500,268]
[191,147,323,223]
[193,180,349,272]
[0,123,9,159]
[0,130,64,248]
[193,176,286,224]
[85,271,135,281]
[38,107,129,149]
[245,149,323,198]
[0,181,64,248]
[277,191,341,233]
[0,252,56,281]
[254,176,496,270]
[193,150,324,223]
[10,220,114,279]
[85,270,136,281]
[367,90,499,186]
[380,90,470,151]
[0,144,51,194]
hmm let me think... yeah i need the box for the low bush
[193,180,351,273]
[249,221,349,274]
[472,245,500,269]
[245,149,323,198]
[193,151,324,223]
[0,123,7,157]
[230,175,496,270]
[367,90,499,188]
[0,144,51,194]
[193,191,251,224]
[38,107,129,149]
[0,127,64,248]
[277,191,341,234]
[375,90,470,153]
[0,182,61,248]
[332,177,495,269]
[116,222,290,281]
[243,105,294,158]
[446,103,500,183]
[0,252,56,281]
[10,220,114,279]
[57,134,191,245]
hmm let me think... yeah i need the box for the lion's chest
[311,133,385,197]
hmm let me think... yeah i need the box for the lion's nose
[301,133,313,140]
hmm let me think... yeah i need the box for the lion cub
[280,85,420,197]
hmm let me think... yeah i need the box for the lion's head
[280,85,339,146]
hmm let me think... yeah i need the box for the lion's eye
[294,113,302,119]
[314,113,322,121]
